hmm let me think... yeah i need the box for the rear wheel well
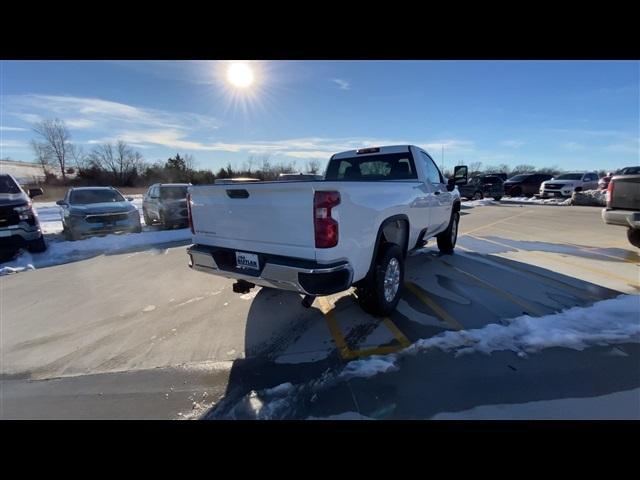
[358,216,409,285]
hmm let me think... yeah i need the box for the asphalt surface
[1,202,639,419]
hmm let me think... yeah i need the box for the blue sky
[1,60,638,172]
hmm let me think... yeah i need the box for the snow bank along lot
[224,294,640,420]
[1,195,191,275]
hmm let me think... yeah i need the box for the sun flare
[227,62,255,88]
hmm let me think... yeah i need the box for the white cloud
[0,126,28,132]
[500,140,525,148]
[331,78,350,90]
[562,142,586,150]
[65,118,97,129]
[0,140,28,149]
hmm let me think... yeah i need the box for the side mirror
[28,187,44,198]
[126,196,134,201]
[56,200,67,206]
[446,177,456,192]
[454,165,468,185]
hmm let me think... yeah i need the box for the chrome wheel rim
[383,257,401,303]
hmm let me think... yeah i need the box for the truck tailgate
[610,175,640,210]
[190,182,317,259]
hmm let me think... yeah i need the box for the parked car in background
[0,174,47,253]
[142,183,190,229]
[602,173,640,248]
[486,172,508,182]
[599,166,640,190]
[458,174,504,201]
[540,172,599,198]
[504,173,553,197]
[57,187,141,241]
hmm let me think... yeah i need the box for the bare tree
[468,161,483,175]
[306,159,321,174]
[32,118,74,181]
[30,139,52,176]
[88,140,144,185]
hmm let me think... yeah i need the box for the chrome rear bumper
[187,244,353,295]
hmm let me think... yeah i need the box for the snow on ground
[572,189,607,206]
[1,195,191,276]
[221,295,639,419]
[431,387,640,420]
[339,294,640,380]
[460,198,499,208]
[307,411,374,420]
[500,196,572,205]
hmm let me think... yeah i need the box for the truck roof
[332,145,413,160]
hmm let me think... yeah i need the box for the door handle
[434,191,441,195]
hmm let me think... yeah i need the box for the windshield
[507,175,530,182]
[0,175,22,194]
[554,173,583,180]
[160,186,188,200]
[620,166,640,175]
[69,189,125,205]
[325,153,417,181]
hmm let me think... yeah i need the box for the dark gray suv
[142,183,190,229]
[0,174,46,253]
[57,187,142,240]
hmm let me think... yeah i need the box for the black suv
[504,173,553,197]
[0,174,46,254]
[458,175,505,201]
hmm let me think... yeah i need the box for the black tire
[355,243,405,317]
[28,235,47,253]
[473,191,483,200]
[63,226,79,241]
[437,210,460,254]
[627,228,640,249]
[512,187,522,197]
[143,209,153,225]
[132,224,142,234]
[159,210,168,229]
[493,196,502,201]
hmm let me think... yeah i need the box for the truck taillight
[187,193,195,234]
[314,191,340,248]
[607,179,614,206]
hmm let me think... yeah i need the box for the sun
[227,62,254,88]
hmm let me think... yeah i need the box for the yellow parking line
[382,317,412,348]
[459,210,532,237]
[317,296,410,360]
[434,257,546,315]
[404,281,464,330]
[467,234,640,287]
[489,224,639,264]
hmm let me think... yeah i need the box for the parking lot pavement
[1,203,638,419]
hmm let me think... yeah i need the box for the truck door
[418,151,452,233]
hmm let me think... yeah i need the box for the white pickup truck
[187,145,467,316]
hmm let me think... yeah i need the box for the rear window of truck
[325,153,417,181]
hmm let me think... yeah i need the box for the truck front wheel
[356,243,405,317]
[437,211,460,254]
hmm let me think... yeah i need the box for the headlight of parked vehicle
[14,203,35,221]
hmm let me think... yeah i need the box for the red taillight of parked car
[314,191,340,248]
[606,179,614,206]
[187,193,195,234]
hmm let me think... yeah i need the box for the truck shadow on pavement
[203,247,633,419]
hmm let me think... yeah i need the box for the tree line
[29,118,319,187]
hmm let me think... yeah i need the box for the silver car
[57,187,142,241]
[142,183,190,229]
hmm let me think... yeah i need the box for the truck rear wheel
[437,210,459,254]
[627,228,640,248]
[28,235,47,253]
[356,243,405,317]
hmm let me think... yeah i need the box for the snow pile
[572,189,607,207]
[339,356,398,380]
[501,196,572,206]
[0,227,190,275]
[461,198,499,208]
[344,294,639,382]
